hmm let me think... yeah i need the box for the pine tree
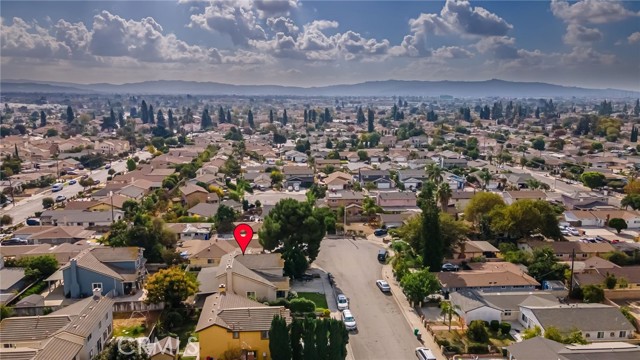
[269,109,274,124]
[148,105,155,124]
[324,108,331,122]
[311,109,317,122]
[226,109,232,123]
[110,108,116,128]
[66,105,74,124]
[631,126,638,143]
[39,110,47,127]
[282,109,288,126]
[535,107,540,119]
[290,319,304,360]
[218,106,226,124]
[156,109,166,128]
[269,316,291,360]
[14,144,19,160]
[247,110,254,128]
[118,111,125,128]
[421,194,443,271]
[634,99,640,117]
[357,106,365,124]
[201,109,212,130]
[302,319,317,360]
[167,109,175,130]
[303,109,308,123]
[367,108,374,132]
[315,319,329,358]
[141,100,148,123]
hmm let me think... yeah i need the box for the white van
[415,347,436,360]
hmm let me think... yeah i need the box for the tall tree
[421,196,443,270]
[269,109,274,124]
[426,163,443,184]
[118,110,125,128]
[167,109,175,130]
[218,106,226,124]
[290,318,304,360]
[109,108,116,129]
[356,106,365,124]
[201,108,212,130]
[634,99,640,116]
[269,316,292,360]
[302,319,317,360]
[148,105,155,124]
[156,109,166,128]
[227,109,232,123]
[247,109,255,128]
[328,319,349,360]
[303,109,308,123]
[144,267,198,307]
[282,109,288,126]
[39,110,47,127]
[367,108,374,132]
[314,319,329,358]
[631,126,638,143]
[324,107,331,122]
[66,105,74,124]
[140,100,148,123]
[436,183,452,212]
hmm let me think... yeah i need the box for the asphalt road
[0,150,151,226]
[315,237,420,360]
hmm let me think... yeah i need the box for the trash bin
[414,328,420,336]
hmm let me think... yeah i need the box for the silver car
[376,280,391,293]
[336,294,349,311]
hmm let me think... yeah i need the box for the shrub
[436,339,450,347]
[287,290,298,300]
[490,320,500,332]
[163,311,182,328]
[289,298,316,313]
[467,343,489,354]
[467,320,489,343]
[268,298,290,308]
[499,322,511,334]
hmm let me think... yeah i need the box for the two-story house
[377,191,418,212]
[323,171,352,191]
[60,247,146,298]
[283,166,314,189]
[397,169,428,191]
[180,183,209,207]
[359,169,393,189]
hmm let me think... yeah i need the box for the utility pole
[568,248,576,299]
[109,191,114,224]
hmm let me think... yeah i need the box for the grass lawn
[297,292,329,309]
[157,309,200,350]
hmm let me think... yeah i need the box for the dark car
[374,228,388,236]
[441,263,459,272]
[93,179,101,185]
[26,218,41,226]
[2,238,28,246]
[378,249,388,262]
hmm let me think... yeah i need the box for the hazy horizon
[1,1,639,90]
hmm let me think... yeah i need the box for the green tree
[270,170,284,186]
[167,109,175,130]
[247,109,255,128]
[426,163,444,184]
[259,199,326,278]
[526,247,569,283]
[141,100,149,123]
[621,194,640,210]
[18,255,58,282]
[436,182,452,211]
[39,110,47,127]
[66,105,74,123]
[314,318,329,358]
[126,158,137,172]
[604,273,617,289]
[580,171,605,189]
[269,109,274,123]
[290,318,304,360]
[270,315,292,360]
[144,267,198,307]
[221,156,241,177]
[531,138,545,151]
[0,214,12,226]
[148,105,155,124]
[522,326,541,340]
[608,218,628,234]
[467,320,489,343]
[156,109,166,128]
[42,197,54,209]
[303,319,317,360]
[465,192,506,224]
[367,108,374,132]
[214,204,237,233]
[490,200,562,240]
[582,284,604,303]
[440,301,460,332]
[201,108,212,130]
[0,305,13,320]
[400,268,440,306]
[328,318,349,360]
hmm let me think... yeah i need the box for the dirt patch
[113,311,162,337]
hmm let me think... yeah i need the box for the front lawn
[297,292,328,309]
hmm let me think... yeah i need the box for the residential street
[315,237,421,360]
[0,150,151,225]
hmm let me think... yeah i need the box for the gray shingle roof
[526,304,635,333]
[0,315,71,342]
[196,292,290,332]
[32,337,83,360]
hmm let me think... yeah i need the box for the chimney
[92,287,101,299]
[218,284,226,295]
[225,261,233,292]
[69,258,80,298]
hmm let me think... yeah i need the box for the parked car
[51,183,63,192]
[328,273,335,286]
[415,347,436,360]
[376,280,391,293]
[2,238,28,246]
[68,179,77,185]
[569,229,580,236]
[105,164,111,169]
[300,273,314,282]
[81,174,89,180]
[336,294,349,311]
[26,218,41,226]
[294,184,300,191]
[93,179,101,185]
[441,263,459,272]
[374,228,388,236]
[341,309,357,331]
[55,195,66,202]
[377,249,388,262]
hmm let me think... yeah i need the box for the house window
[98,321,102,328]
[108,324,112,335]
[3,344,15,349]
[246,291,256,299]
[503,311,512,317]
[610,332,615,337]
[97,339,102,353]
[233,331,239,339]
[103,330,107,341]
[105,313,109,320]
[261,331,269,340]
[92,283,103,291]
[597,332,604,339]
[521,314,526,322]
[276,291,286,299]
[87,334,92,341]
[207,259,214,264]
[620,331,627,338]
[585,333,591,338]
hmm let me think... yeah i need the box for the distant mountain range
[1,79,638,98]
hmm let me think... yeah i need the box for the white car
[336,294,349,311]
[341,309,357,331]
[376,280,391,293]
[569,229,580,236]
[415,347,436,360]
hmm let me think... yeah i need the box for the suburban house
[283,166,315,189]
[284,150,307,163]
[564,210,640,229]
[0,292,114,360]
[166,223,213,241]
[188,240,237,268]
[379,213,414,229]
[323,171,352,191]
[196,291,291,360]
[506,337,640,360]
[437,269,540,294]
[507,174,536,189]
[449,289,560,325]
[12,226,95,245]
[59,247,146,298]
[243,172,271,189]
[326,190,365,209]
[573,265,640,290]
[180,184,209,207]
[359,169,393,189]
[39,209,124,229]
[187,202,219,218]
[440,157,468,169]
[562,191,610,210]
[397,169,428,190]
[454,240,500,259]
[196,252,289,302]
[0,257,26,305]
[376,191,418,212]
[502,190,548,205]
[518,304,634,341]
[450,191,475,212]
[521,241,615,261]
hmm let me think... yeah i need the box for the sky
[1,0,639,90]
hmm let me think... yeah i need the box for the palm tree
[525,179,542,190]
[479,169,492,190]
[426,163,444,184]
[436,183,452,212]
[440,301,461,331]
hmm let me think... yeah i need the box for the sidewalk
[381,264,448,360]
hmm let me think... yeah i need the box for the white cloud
[253,0,298,18]
[562,46,615,66]
[563,23,603,45]
[628,32,640,44]
[551,0,639,24]
[266,16,298,36]
[188,1,267,45]
[474,36,519,59]
[431,46,474,61]
[1,17,71,58]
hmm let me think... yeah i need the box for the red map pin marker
[233,223,254,255]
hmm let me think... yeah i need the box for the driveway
[315,237,421,360]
